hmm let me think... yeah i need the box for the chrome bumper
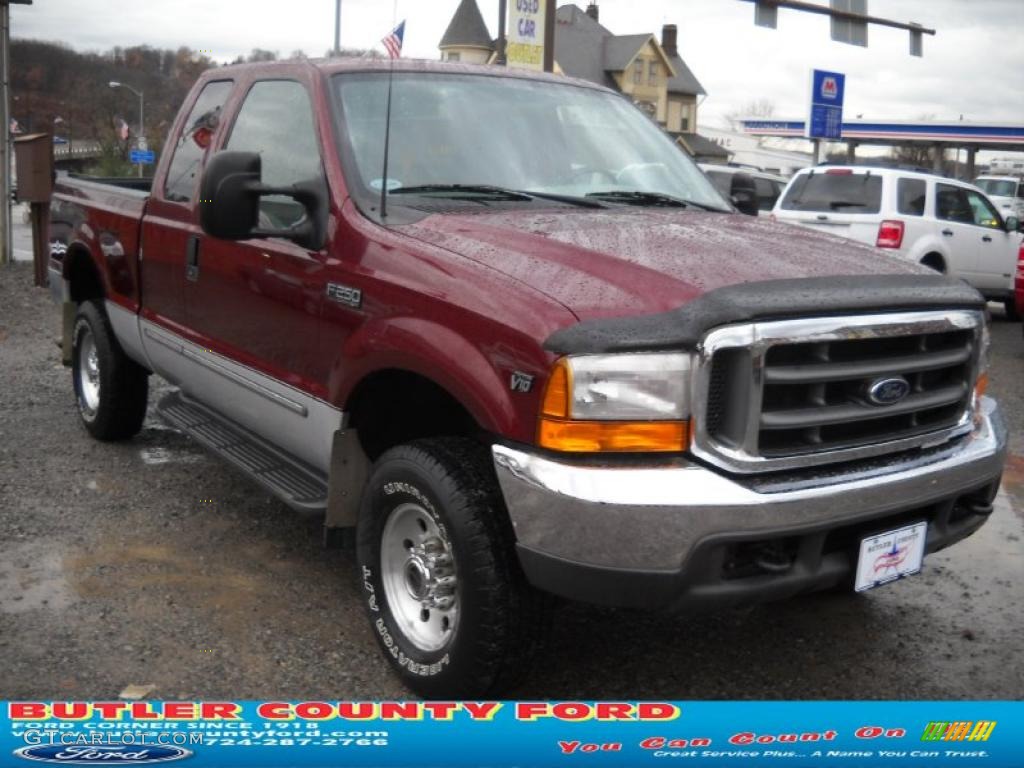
[493,397,1007,577]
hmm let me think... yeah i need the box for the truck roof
[205,57,611,94]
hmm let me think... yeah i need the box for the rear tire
[72,300,149,441]
[1003,298,1020,322]
[356,437,548,698]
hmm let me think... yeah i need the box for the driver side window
[226,80,322,230]
[964,189,1002,228]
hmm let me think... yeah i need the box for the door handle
[186,235,200,282]
[941,229,954,237]
[981,235,992,242]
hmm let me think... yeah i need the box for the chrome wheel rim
[77,328,100,417]
[380,502,458,652]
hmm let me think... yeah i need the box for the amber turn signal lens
[538,417,689,453]
[541,359,571,419]
[975,372,989,398]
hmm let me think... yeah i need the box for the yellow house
[436,2,721,159]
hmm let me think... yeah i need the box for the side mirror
[199,151,327,250]
[1006,216,1022,233]
[730,172,759,217]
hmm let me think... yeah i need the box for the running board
[157,391,328,514]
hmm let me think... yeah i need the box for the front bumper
[493,397,1007,610]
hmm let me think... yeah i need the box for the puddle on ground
[0,544,76,614]
[139,446,204,466]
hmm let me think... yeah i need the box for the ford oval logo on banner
[13,745,192,764]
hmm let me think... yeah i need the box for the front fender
[331,316,546,442]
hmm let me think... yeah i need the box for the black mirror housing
[1006,216,1022,233]
[199,150,327,251]
[200,151,262,240]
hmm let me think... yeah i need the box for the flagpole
[333,0,341,56]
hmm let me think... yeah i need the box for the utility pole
[542,0,555,73]
[495,0,507,65]
[1,1,32,267]
[333,0,341,56]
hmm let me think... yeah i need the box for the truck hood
[403,208,924,321]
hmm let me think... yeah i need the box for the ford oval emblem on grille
[867,376,911,406]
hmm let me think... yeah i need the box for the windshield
[331,72,729,212]
[974,178,1018,197]
[779,171,883,214]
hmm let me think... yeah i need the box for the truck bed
[50,173,151,312]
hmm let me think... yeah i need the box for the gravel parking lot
[2,261,1022,700]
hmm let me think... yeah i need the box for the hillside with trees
[9,40,374,176]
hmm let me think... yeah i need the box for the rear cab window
[779,170,883,214]
[163,80,234,203]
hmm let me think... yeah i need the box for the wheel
[920,254,946,273]
[356,437,548,698]
[72,300,149,440]
[1003,298,1020,322]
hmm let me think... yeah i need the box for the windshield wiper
[828,201,868,209]
[585,190,727,212]
[389,184,606,208]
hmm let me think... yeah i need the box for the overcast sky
[10,0,1024,132]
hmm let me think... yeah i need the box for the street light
[109,80,144,178]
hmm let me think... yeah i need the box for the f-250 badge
[326,283,362,309]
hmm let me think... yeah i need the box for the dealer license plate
[853,521,928,592]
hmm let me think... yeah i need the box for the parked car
[47,61,1007,697]
[700,163,787,216]
[773,165,1024,319]
[974,175,1024,220]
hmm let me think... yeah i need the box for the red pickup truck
[48,59,1007,697]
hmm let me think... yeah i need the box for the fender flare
[332,316,523,437]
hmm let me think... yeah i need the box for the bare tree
[724,99,776,130]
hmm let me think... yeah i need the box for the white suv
[772,166,1024,318]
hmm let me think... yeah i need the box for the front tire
[72,300,149,440]
[356,438,547,698]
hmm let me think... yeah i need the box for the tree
[724,99,776,130]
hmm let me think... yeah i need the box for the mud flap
[324,428,370,548]
[61,299,75,366]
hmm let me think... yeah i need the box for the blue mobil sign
[807,69,845,140]
[130,149,155,165]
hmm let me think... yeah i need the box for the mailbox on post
[13,133,54,203]
[13,133,55,287]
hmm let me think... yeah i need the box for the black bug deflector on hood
[543,274,988,355]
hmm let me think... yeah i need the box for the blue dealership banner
[1,701,1020,767]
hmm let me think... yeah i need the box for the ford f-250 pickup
[48,59,1007,697]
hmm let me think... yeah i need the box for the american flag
[381,20,405,59]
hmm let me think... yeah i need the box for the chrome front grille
[692,311,984,474]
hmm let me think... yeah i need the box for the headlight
[538,353,692,453]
